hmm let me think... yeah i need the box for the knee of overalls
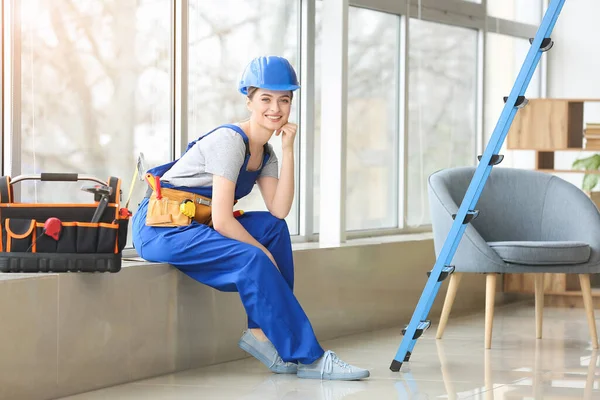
[267,213,290,235]
[239,245,289,283]
[243,211,290,236]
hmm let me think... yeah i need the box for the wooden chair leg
[436,273,463,339]
[485,273,497,349]
[579,274,599,349]
[535,274,545,339]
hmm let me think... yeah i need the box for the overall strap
[214,124,257,158]
[147,125,234,180]
[185,124,229,153]
[219,124,270,164]
[186,124,250,155]
[220,124,249,143]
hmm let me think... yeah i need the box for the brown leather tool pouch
[145,187,213,227]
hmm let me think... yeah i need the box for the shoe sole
[297,370,370,381]
[238,339,297,374]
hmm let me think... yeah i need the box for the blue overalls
[132,124,325,365]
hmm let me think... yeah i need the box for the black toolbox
[0,173,130,273]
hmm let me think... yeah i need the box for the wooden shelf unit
[504,98,600,305]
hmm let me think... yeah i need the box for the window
[188,0,301,234]
[407,19,478,227]
[484,33,541,169]
[314,5,400,232]
[14,0,549,245]
[20,0,172,246]
[488,0,542,25]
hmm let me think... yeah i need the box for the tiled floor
[60,301,600,399]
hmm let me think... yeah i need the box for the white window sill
[291,231,434,251]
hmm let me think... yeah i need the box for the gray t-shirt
[161,126,278,187]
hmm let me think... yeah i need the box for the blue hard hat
[238,56,300,95]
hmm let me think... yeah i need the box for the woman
[132,56,369,381]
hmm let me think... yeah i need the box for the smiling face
[247,87,293,134]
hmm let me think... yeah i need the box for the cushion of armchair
[488,241,591,265]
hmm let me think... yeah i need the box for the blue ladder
[390,0,566,372]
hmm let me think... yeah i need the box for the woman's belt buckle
[194,196,211,207]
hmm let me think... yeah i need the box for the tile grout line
[464,382,506,400]
[464,377,531,400]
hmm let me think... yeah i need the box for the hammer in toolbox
[81,184,113,223]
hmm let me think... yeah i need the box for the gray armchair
[429,166,600,349]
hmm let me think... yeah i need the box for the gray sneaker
[297,350,370,380]
[238,330,298,374]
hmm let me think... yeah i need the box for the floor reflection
[396,335,599,400]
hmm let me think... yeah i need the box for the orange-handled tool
[145,173,156,191]
[154,176,162,199]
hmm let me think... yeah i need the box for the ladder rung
[402,320,431,340]
[503,95,529,109]
[427,265,455,282]
[452,210,479,224]
[478,154,504,166]
[529,37,554,52]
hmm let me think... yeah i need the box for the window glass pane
[407,19,478,227]
[188,0,300,234]
[314,5,400,232]
[488,0,542,25]
[346,8,399,231]
[485,33,541,169]
[20,0,172,246]
[313,1,322,232]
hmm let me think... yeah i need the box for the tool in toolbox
[0,172,130,273]
[389,0,565,372]
[81,184,113,223]
[43,217,63,241]
[118,153,148,220]
[125,153,147,209]
[24,216,64,253]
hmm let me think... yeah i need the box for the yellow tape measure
[180,200,196,218]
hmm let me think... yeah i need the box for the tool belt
[0,173,130,273]
[144,173,246,228]
[145,185,214,227]
[144,173,218,227]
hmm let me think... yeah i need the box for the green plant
[572,154,600,191]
